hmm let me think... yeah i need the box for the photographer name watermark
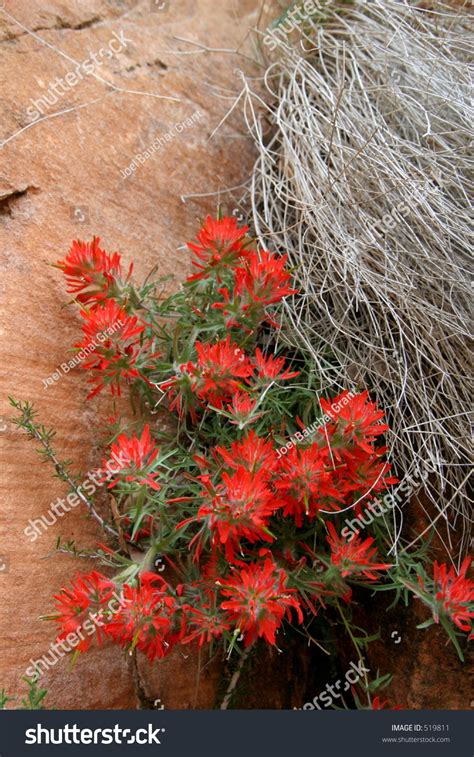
[42,318,123,389]
[120,110,204,179]
[276,389,355,458]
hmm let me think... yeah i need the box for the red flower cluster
[103,573,184,660]
[254,348,299,383]
[181,579,231,648]
[215,430,276,475]
[183,336,254,409]
[179,390,395,569]
[57,239,157,398]
[101,424,161,491]
[318,391,397,509]
[158,218,301,417]
[419,557,474,634]
[213,251,297,329]
[235,250,297,306]
[320,390,388,457]
[51,560,304,659]
[51,571,115,653]
[181,467,279,562]
[52,571,187,661]
[50,215,447,695]
[56,237,131,307]
[219,558,303,646]
[162,336,253,421]
[163,339,298,421]
[326,522,392,581]
[76,300,157,398]
[186,215,249,283]
[275,444,342,526]
[186,215,298,333]
[224,391,263,427]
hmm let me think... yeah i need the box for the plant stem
[13,403,119,539]
[336,599,372,707]
[220,647,251,710]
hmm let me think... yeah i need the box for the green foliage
[0,672,48,710]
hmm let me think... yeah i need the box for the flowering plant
[11,214,473,709]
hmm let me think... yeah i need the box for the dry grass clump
[239,0,473,562]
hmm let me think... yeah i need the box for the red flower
[235,250,297,306]
[220,558,303,646]
[101,425,161,491]
[50,571,115,653]
[332,457,397,512]
[76,299,156,398]
[212,250,297,329]
[224,391,264,426]
[181,467,280,562]
[56,237,131,307]
[320,391,388,456]
[186,215,249,282]
[181,604,230,647]
[215,430,276,475]
[420,558,474,634]
[165,337,254,414]
[254,348,299,382]
[326,522,392,580]
[103,573,183,660]
[181,585,231,647]
[371,697,401,710]
[274,444,342,526]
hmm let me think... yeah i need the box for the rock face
[0,0,261,709]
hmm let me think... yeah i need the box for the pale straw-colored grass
[238,0,473,564]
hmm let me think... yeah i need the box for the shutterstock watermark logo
[0,415,10,433]
[340,469,429,542]
[25,724,165,746]
[25,588,129,680]
[263,0,331,51]
[295,660,370,709]
[70,206,89,224]
[26,31,132,122]
[23,445,129,542]
[150,0,170,10]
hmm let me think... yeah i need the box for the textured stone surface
[0,0,260,709]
